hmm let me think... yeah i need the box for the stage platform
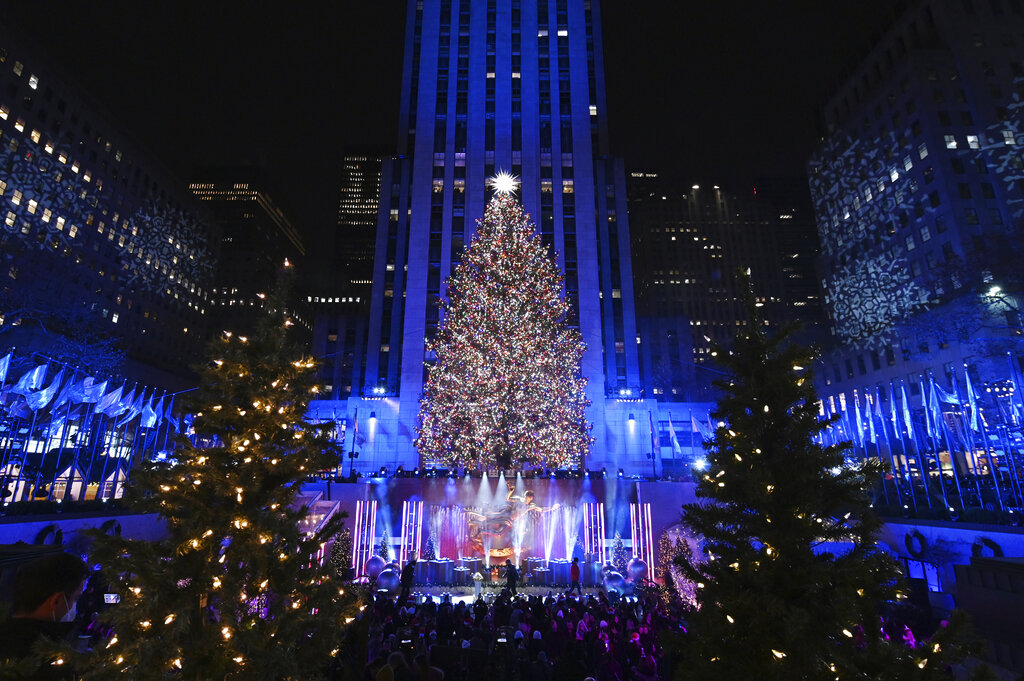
[305,478,698,583]
[384,585,607,605]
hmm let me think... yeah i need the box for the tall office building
[189,167,308,339]
[809,0,1024,403]
[0,34,216,385]
[307,147,389,402]
[335,145,390,301]
[336,0,642,471]
[629,174,823,401]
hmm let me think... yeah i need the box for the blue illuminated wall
[355,0,643,469]
[0,34,215,382]
[809,0,1024,403]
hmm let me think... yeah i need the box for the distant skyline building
[334,145,389,301]
[628,173,823,401]
[188,167,308,338]
[0,33,216,385]
[809,0,1024,404]
[320,0,649,473]
[307,147,388,403]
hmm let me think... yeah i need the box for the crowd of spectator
[361,586,678,681]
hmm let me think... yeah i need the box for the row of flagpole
[0,349,186,506]
[815,355,1024,514]
[657,352,1024,516]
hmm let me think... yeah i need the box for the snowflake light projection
[0,135,214,304]
[826,254,925,345]
[975,77,1024,223]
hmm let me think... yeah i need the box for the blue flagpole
[875,389,899,508]
[929,374,954,512]
[84,387,123,501]
[954,368,986,508]
[48,365,81,502]
[997,424,1023,507]
[65,377,103,502]
[891,383,917,514]
[907,381,933,510]
[12,360,52,501]
[963,365,1003,512]
[161,394,177,454]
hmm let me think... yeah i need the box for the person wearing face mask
[0,551,89,680]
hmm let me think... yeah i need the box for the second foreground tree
[674,276,988,680]
[82,274,360,681]
[416,177,591,470]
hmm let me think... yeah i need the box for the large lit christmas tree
[415,173,591,469]
[81,269,361,681]
[673,274,987,681]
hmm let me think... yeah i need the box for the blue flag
[1010,353,1024,427]
[117,388,147,426]
[888,384,899,426]
[853,391,865,447]
[82,378,107,404]
[921,380,933,439]
[691,413,713,442]
[667,413,682,455]
[933,380,960,405]
[26,368,64,411]
[164,398,180,432]
[928,376,943,442]
[874,387,890,446]
[965,368,980,432]
[94,383,124,416]
[865,393,876,444]
[900,381,914,440]
[11,364,47,396]
[0,351,11,385]
[70,378,107,404]
[141,394,161,429]
[52,375,78,410]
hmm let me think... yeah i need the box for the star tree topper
[488,170,520,195]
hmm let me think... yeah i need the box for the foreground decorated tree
[416,173,591,469]
[83,271,360,681]
[674,275,989,681]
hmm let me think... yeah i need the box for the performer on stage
[399,554,417,604]
[504,558,519,596]
[569,556,582,595]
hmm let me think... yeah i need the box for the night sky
[3,1,895,251]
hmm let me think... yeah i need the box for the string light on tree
[667,270,987,681]
[415,178,592,469]
[78,269,361,680]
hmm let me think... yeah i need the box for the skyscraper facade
[629,174,823,401]
[334,145,389,301]
[809,0,1024,405]
[345,0,642,471]
[189,167,308,339]
[0,34,216,385]
[307,147,388,402]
